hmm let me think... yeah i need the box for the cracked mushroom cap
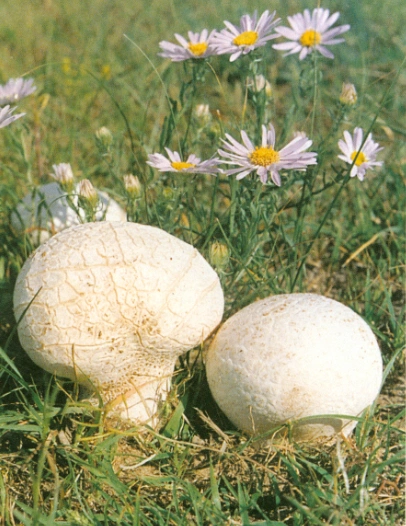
[206,293,382,441]
[13,221,224,425]
[11,182,127,245]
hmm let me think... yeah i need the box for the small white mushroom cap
[13,221,224,425]
[205,294,382,441]
[11,182,126,245]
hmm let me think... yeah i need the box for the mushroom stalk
[104,374,173,426]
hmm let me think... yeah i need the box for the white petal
[288,13,305,34]
[275,26,299,40]
[257,167,269,183]
[299,47,310,60]
[223,21,240,36]
[316,45,335,59]
[273,42,301,51]
[322,24,350,40]
[230,50,243,62]
[342,130,354,151]
[270,170,281,186]
[266,124,276,146]
[324,11,340,30]
[350,165,358,178]
[235,168,254,180]
[240,130,255,151]
[353,128,364,151]
[338,153,350,163]
[175,33,189,48]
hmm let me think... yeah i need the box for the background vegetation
[0,0,405,524]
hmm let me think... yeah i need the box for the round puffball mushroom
[13,221,224,426]
[206,294,382,441]
[11,182,126,245]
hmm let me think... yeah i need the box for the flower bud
[194,104,211,125]
[248,75,272,97]
[51,163,74,193]
[339,83,357,106]
[179,212,190,228]
[162,187,174,200]
[123,174,142,199]
[209,241,230,270]
[77,179,99,209]
[95,126,113,148]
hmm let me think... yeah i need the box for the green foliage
[0,0,404,524]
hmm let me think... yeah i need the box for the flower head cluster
[0,77,36,105]
[338,128,383,181]
[159,30,218,62]
[218,124,317,186]
[158,9,350,64]
[151,8,371,190]
[147,148,221,175]
[212,10,280,62]
[0,105,25,129]
[273,8,350,60]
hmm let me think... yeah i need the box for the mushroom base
[79,366,177,428]
[292,418,357,442]
[103,374,173,427]
[259,415,359,442]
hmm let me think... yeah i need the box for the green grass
[0,0,405,524]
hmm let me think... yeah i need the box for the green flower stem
[291,52,322,287]
[310,51,319,138]
[290,173,350,291]
[180,65,199,153]
[290,70,396,293]
[126,198,138,222]
[208,174,220,232]
[65,194,84,223]
[229,176,238,237]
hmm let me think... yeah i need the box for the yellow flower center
[300,29,322,47]
[233,31,259,47]
[171,161,195,171]
[249,146,280,166]
[350,151,367,166]
[188,42,208,56]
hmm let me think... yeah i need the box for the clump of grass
[0,1,405,524]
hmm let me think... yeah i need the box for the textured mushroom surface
[206,293,382,440]
[14,221,224,424]
[11,182,126,244]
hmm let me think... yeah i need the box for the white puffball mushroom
[11,182,127,245]
[13,221,224,426]
[206,293,382,441]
